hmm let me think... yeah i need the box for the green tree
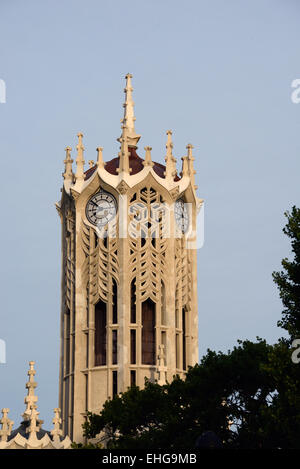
[262,341,300,449]
[84,339,280,449]
[272,206,300,341]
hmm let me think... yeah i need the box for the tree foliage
[84,339,298,449]
[273,206,300,341]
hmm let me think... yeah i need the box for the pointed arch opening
[130,278,136,323]
[182,307,187,371]
[112,278,118,324]
[94,299,107,366]
[161,280,166,325]
[142,298,156,365]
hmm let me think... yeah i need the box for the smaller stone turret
[0,362,72,449]
[164,130,177,181]
[74,132,85,186]
[0,409,14,443]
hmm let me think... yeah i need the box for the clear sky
[0,0,299,430]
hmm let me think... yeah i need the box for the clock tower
[56,74,203,443]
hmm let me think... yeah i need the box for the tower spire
[96,147,105,169]
[164,130,177,181]
[26,405,40,439]
[117,121,131,174]
[51,408,63,443]
[186,144,197,190]
[63,146,73,181]
[118,73,141,148]
[0,409,14,442]
[143,146,154,167]
[22,361,38,421]
[180,155,189,177]
[75,132,85,182]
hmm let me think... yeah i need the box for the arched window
[182,308,186,370]
[130,370,136,387]
[112,278,118,324]
[112,330,117,364]
[94,300,107,366]
[142,298,156,365]
[130,329,136,364]
[112,370,118,397]
[130,278,136,323]
[161,280,166,325]
[65,308,70,374]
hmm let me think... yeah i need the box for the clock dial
[175,199,189,234]
[86,191,117,227]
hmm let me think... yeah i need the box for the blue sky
[0,0,299,429]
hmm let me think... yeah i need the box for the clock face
[86,191,117,227]
[175,199,189,234]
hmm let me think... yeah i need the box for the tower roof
[63,74,197,191]
[84,147,180,182]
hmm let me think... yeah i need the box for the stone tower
[56,74,203,443]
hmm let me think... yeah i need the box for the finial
[186,144,197,190]
[26,405,40,438]
[157,344,167,385]
[63,147,73,181]
[96,147,105,169]
[118,74,141,148]
[51,408,63,442]
[164,130,177,181]
[143,146,154,167]
[22,361,38,421]
[180,156,189,177]
[117,122,131,175]
[75,132,85,181]
[0,409,14,442]
[88,160,94,168]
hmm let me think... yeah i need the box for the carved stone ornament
[117,180,130,195]
[70,187,80,201]
[170,186,180,200]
